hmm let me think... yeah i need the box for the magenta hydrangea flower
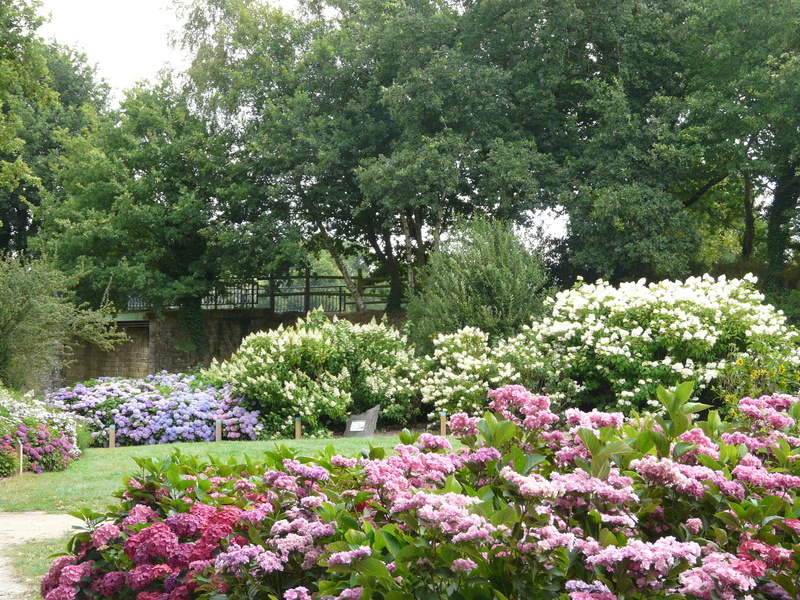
[92,523,122,547]
[95,571,126,597]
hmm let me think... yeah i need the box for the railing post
[304,269,311,312]
[269,275,276,312]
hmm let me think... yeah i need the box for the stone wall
[59,309,307,388]
[63,325,151,385]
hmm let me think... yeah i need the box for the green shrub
[406,217,552,355]
[202,310,421,437]
[0,254,126,389]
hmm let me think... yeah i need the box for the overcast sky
[36,0,187,103]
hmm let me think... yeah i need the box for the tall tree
[0,0,53,193]
[178,0,557,307]
[33,77,303,350]
[0,42,108,252]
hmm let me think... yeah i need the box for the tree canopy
[5,0,800,323]
[32,77,303,347]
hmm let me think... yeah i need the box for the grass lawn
[0,435,403,514]
[9,536,71,600]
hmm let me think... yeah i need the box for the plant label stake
[109,425,115,449]
[215,418,222,442]
[295,417,302,440]
[17,439,23,475]
[440,411,447,437]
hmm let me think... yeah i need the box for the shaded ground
[0,512,80,600]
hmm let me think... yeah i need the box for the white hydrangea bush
[500,273,800,412]
[418,327,521,418]
[203,310,421,437]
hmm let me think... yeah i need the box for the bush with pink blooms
[1,386,82,476]
[43,382,800,600]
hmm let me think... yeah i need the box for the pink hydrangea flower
[448,413,480,436]
[487,385,559,431]
[584,537,701,591]
[678,551,758,600]
[416,433,452,452]
[686,518,703,534]
[284,587,312,600]
[451,558,478,573]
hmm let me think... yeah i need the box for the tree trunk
[412,208,427,266]
[766,163,800,279]
[742,173,755,261]
[400,213,415,292]
[317,221,367,313]
[365,223,404,313]
[432,199,445,252]
[382,228,404,314]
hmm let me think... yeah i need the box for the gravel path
[0,512,81,600]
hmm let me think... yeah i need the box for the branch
[682,175,728,208]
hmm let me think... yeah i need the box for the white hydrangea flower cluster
[500,273,800,412]
[418,327,521,418]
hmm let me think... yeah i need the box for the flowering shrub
[202,310,421,437]
[416,327,520,419]
[0,386,81,475]
[45,382,800,599]
[497,273,800,412]
[44,373,260,446]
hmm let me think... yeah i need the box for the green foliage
[406,218,553,355]
[203,310,421,437]
[0,0,53,191]
[0,254,126,389]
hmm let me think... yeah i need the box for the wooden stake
[440,412,447,437]
[109,425,116,449]
[215,419,222,442]
[17,439,23,475]
[295,417,302,440]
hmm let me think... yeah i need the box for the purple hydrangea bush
[44,373,260,446]
[1,387,81,475]
[43,382,800,599]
